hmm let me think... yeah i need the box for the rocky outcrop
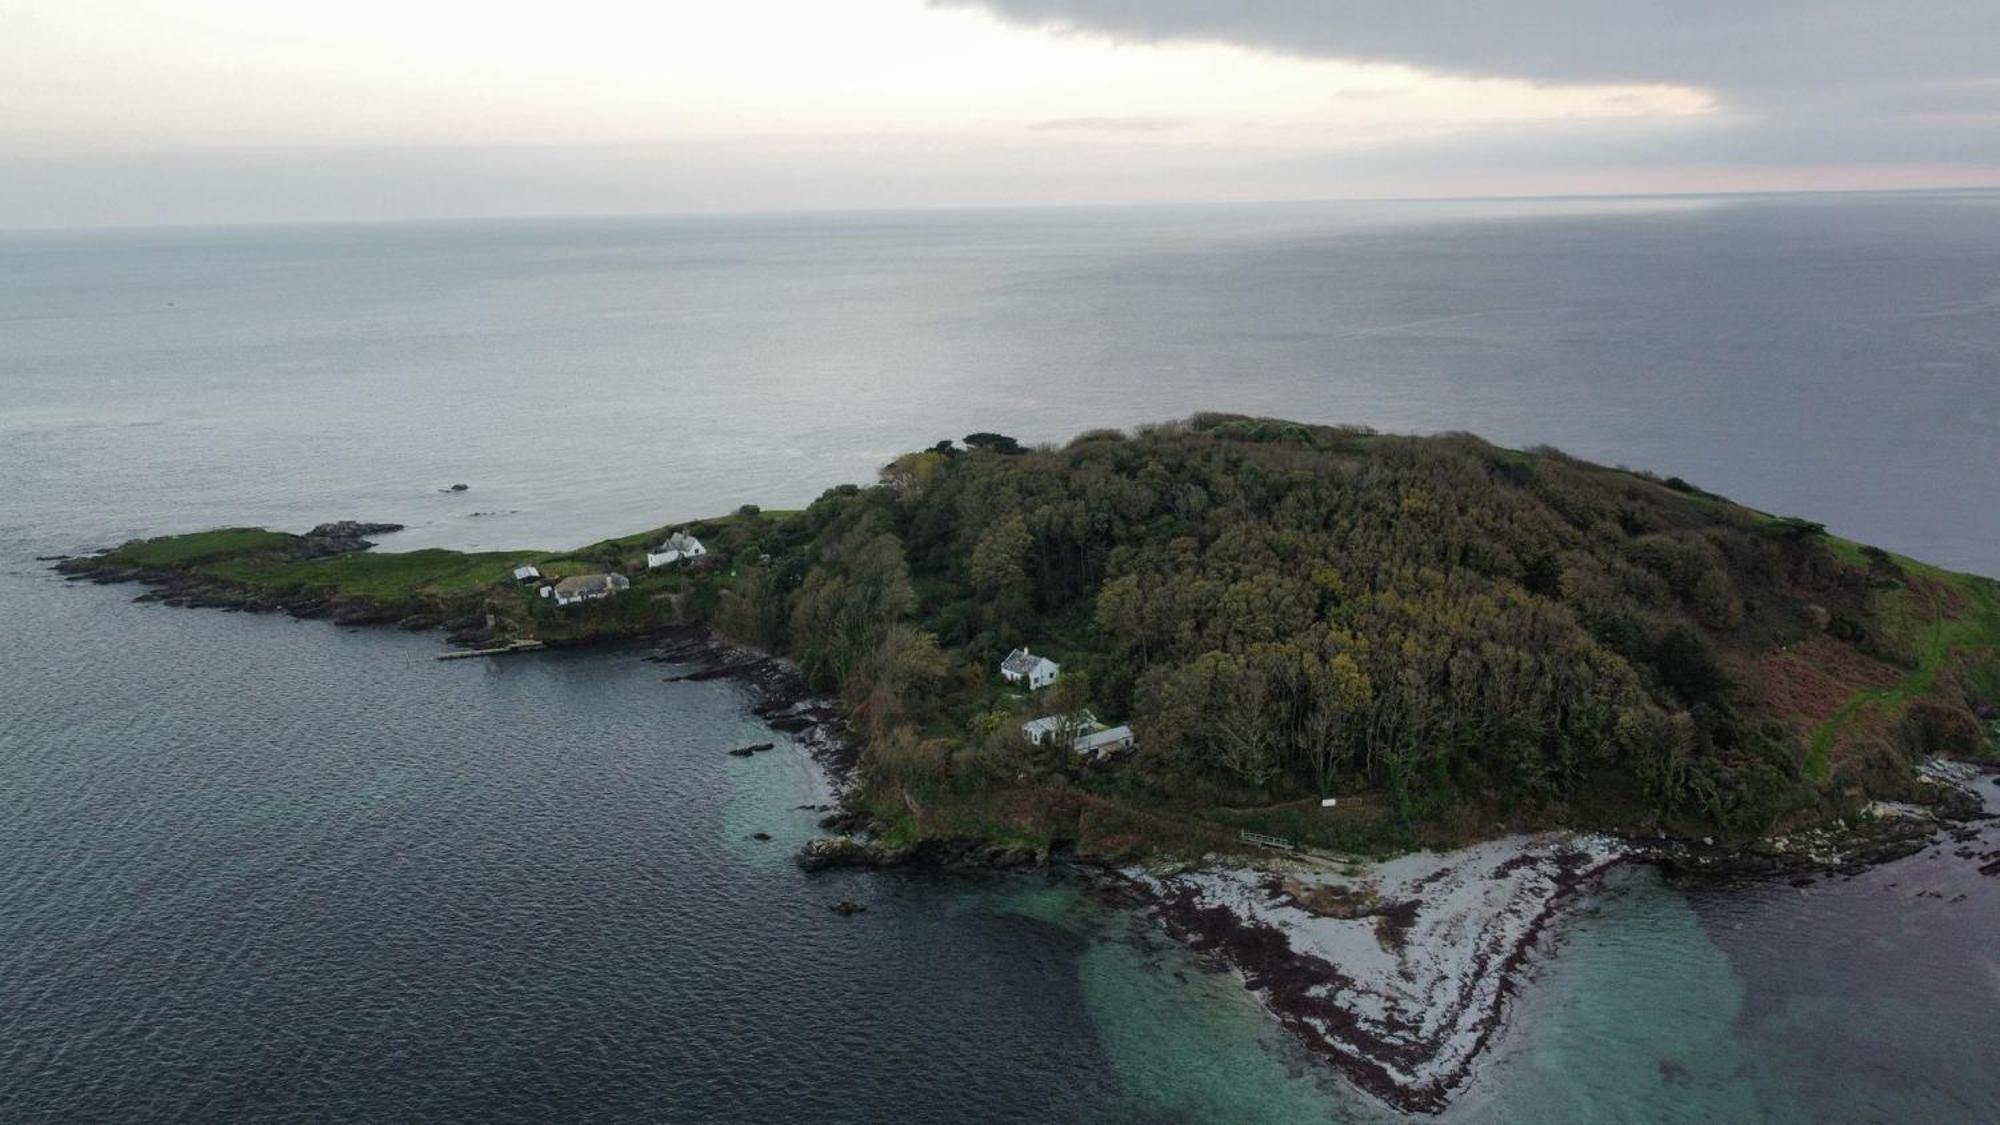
[1639,817,1936,880]
[56,529,440,631]
[794,833,1043,873]
[646,630,859,782]
[1635,759,1995,882]
[299,521,404,555]
[796,836,890,872]
[306,521,404,540]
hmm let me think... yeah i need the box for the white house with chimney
[1000,647,1060,690]
[647,531,707,569]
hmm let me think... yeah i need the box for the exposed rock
[307,521,404,540]
[681,659,769,682]
[298,520,404,555]
[330,601,408,627]
[817,809,869,833]
[796,836,900,872]
[984,845,1037,869]
[829,900,868,916]
[751,832,773,842]
[445,483,470,492]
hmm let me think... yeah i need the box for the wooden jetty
[435,639,547,661]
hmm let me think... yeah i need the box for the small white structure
[1022,711,1097,747]
[552,573,630,607]
[512,565,542,585]
[1000,647,1060,690]
[647,531,708,569]
[1074,725,1136,760]
[1022,712,1134,760]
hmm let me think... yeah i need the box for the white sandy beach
[1134,832,1627,1109]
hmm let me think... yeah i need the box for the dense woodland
[699,414,1994,840]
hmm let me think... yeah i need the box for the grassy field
[204,548,543,601]
[112,528,297,567]
[97,510,802,634]
[1808,556,2000,779]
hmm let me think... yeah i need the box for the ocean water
[4,192,1997,571]
[3,192,1998,1121]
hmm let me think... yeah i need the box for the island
[56,415,2000,1113]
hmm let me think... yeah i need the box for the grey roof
[1002,648,1053,676]
[655,531,704,554]
[1021,711,1097,740]
[554,573,629,597]
[1075,725,1136,753]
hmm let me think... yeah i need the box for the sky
[3,0,1997,227]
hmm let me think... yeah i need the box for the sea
[2,191,1997,1122]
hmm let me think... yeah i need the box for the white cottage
[511,565,542,585]
[647,531,708,569]
[1000,647,1060,690]
[552,573,629,607]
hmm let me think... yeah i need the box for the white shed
[1074,725,1136,759]
[1022,710,1097,747]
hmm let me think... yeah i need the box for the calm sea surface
[3,193,1997,1121]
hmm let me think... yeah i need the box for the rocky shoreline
[52,525,477,632]
[783,762,1995,1116]
[55,539,860,773]
[1096,835,1625,1115]
[642,630,857,784]
[53,543,1999,1117]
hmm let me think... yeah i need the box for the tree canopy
[719,415,1984,839]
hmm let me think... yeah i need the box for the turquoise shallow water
[4,194,1999,1120]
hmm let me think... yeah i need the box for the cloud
[932,2,1999,100]
[935,0,2000,164]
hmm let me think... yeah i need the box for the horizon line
[4,182,1997,238]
